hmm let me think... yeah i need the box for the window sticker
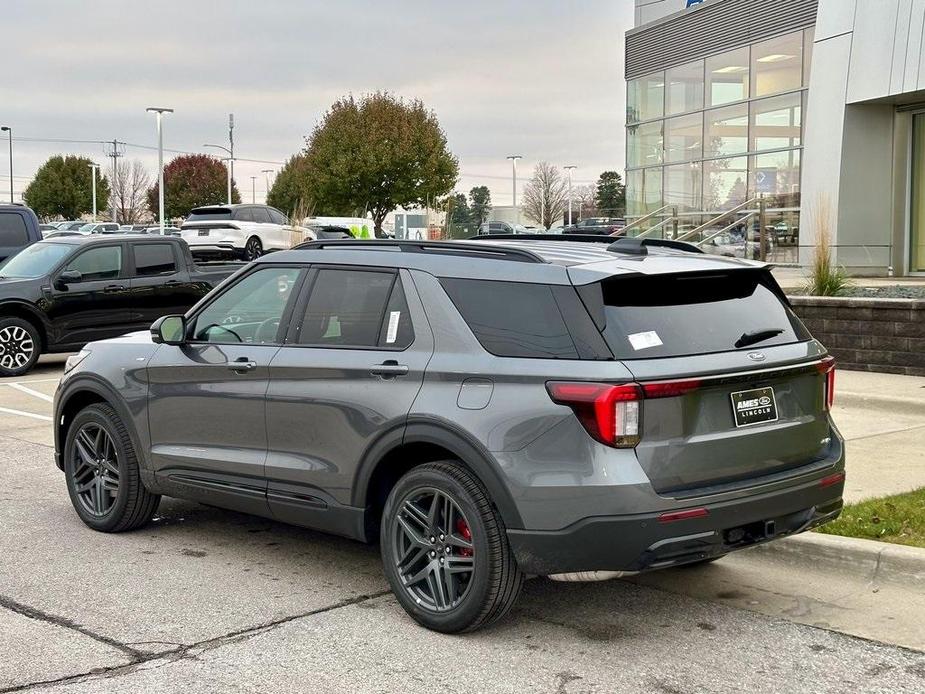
[386,311,401,344]
[627,330,663,351]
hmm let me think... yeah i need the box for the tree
[303,92,458,235]
[522,162,567,229]
[111,159,151,224]
[146,154,240,221]
[266,153,312,219]
[23,155,110,220]
[573,184,598,220]
[468,185,492,225]
[448,193,470,226]
[595,171,625,215]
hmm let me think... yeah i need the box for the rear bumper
[507,474,844,575]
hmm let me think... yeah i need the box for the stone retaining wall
[788,296,925,376]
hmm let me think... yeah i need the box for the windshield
[186,208,232,222]
[78,223,97,231]
[0,242,73,278]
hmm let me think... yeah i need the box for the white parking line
[0,406,52,422]
[5,383,54,403]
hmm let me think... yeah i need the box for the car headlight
[63,349,91,375]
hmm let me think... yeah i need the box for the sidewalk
[833,370,925,502]
[773,265,925,291]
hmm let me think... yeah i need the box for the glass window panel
[626,167,663,218]
[627,72,664,123]
[803,26,815,86]
[750,93,801,152]
[751,149,801,209]
[765,210,801,264]
[752,31,803,98]
[910,114,925,271]
[706,46,750,106]
[705,103,748,157]
[665,113,703,163]
[665,162,702,213]
[704,157,749,211]
[665,59,704,115]
[627,120,663,167]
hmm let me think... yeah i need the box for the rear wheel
[0,317,41,377]
[242,236,263,261]
[380,461,523,633]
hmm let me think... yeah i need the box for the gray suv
[54,236,845,633]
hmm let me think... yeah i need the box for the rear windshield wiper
[735,328,784,349]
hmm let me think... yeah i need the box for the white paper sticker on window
[386,311,401,344]
[627,330,663,351]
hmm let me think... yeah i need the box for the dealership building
[626,0,925,276]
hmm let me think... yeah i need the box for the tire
[242,236,263,261]
[380,461,523,633]
[0,317,41,377]
[64,403,160,532]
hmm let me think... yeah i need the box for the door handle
[370,360,409,378]
[103,284,126,292]
[228,358,257,372]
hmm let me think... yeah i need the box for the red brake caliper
[456,518,473,557]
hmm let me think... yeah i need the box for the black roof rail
[606,237,704,255]
[469,232,614,244]
[291,238,547,264]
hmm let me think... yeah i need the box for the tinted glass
[0,242,72,278]
[268,208,287,224]
[64,246,122,281]
[252,207,272,223]
[597,270,809,359]
[297,269,394,347]
[186,208,232,222]
[441,278,579,359]
[0,212,29,246]
[133,244,177,276]
[235,208,255,222]
[192,267,300,344]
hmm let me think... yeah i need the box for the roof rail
[469,232,613,244]
[606,237,704,256]
[292,238,547,264]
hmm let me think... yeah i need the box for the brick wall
[788,296,925,377]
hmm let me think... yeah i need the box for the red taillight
[816,356,836,410]
[819,471,845,489]
[658,507,709,524]
[546,382,642,448]
[642,378,701,399]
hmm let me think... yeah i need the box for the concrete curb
[746,532,925,586]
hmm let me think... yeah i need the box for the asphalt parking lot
[1,357,924,693]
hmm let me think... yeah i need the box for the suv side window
[133,243,177,276]
[295,268,405,348]
[440,278,579,359]
[0,212,28,246]
[234,208,254,223]
[268,208,288,225]
[191,267,301,344]
[252,207,272,224]
[63,246,123,281]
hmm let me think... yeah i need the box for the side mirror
[151,315,186,345]
[55,270,82,289]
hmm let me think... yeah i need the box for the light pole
[564,165,577,226]
[87,164,99,221]
[204,144,233,203]
[250,176,257,204]
[506,155,522,224]
[0,126,12,203]
[262,169,273,199]
[228,114,235,193]
[146,107,174,235]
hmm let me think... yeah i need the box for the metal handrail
[675,197,761,242]
[621,204,674,234]
[693,212,758,247]
[634,216,675,239]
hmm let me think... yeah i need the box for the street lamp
[0,126,12,203]
[506,155,522,224]
[146,107,174,235]
[564,165,577,226]
[250,176,257,204]
[204,143,233,204]
[262,169,273,197]
[87,164,99,221]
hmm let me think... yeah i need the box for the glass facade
[626,27,813,263]
[911,114,925,273]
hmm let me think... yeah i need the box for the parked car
[180,204,295,260]
[54,235,843,633]
[0,204,43,262]
[39,224,58,236]
[477,221,530,234]
[145,226,182,236]
[56,221,89,232]
[78,222,121,234]
[0,235,243,376]
[118,224,151,233]
[564,217,626,235]
[308,224,354,240]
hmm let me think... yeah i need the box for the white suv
[180,204,309,260]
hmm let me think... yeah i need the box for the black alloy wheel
[243,236,263,261]
[70,422,120,517]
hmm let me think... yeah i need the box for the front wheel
[0,317,41,377]
[380,461,523,633]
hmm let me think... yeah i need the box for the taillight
[546,382,642,448]
[816,356,836,410]
[641,378,701,399]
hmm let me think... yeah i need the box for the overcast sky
[2,0,633,209]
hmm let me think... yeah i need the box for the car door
[45,243,132,347]
[253,206,285,250]
[264,266,434,533]
[126,241,201,329]
[146,265,305,515]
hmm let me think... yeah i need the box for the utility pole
[106,139,124,223]
[506,155,522,224]
[0,126,11,203]
[228,114,235,193]
[250,176,257,204]
[87,164,99,221]
[564,165,577,226]
[146,107,173,235]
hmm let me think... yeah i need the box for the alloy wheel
[392,487,475,612]
[0,325,34,371]
[244,238,262,260]
[71,423,120,517]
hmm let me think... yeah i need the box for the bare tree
[111,159,152,224]
[522,161,567,229]
[572,184,598,220]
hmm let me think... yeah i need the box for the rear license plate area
[730,386,777,427]
[198,229,210,236]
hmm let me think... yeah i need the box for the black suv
[54,236,844,633]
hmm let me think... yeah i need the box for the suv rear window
[186,208,232,222]
[590,270,810,359]
[0,212,29,246]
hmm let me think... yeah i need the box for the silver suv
[54,236,844,633]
